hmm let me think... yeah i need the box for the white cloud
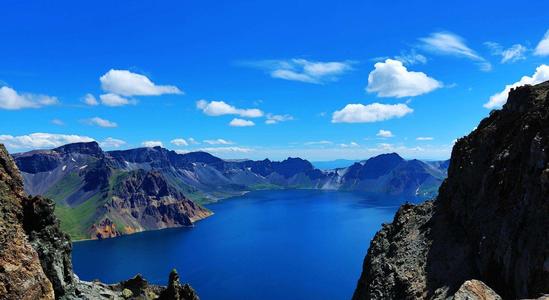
[141,140,163,147]
[51,119,64,126]
[85,117,118,128]
[484,64,549,109]
[0,86,58,110]
[170,138,188,146]
[420,32,491,71]
[100,69,183,96]
[265,113,294,124]
[83,93,99,106]
[394,49,427,65]
[376,129,394,138]
[229,118,255,127]
[485,42,527,63]
[332,102,413,123]
[0,133,94,150]
[534,30,549,56]
[305,140,333,146]
[199,146,253,154]
[416,137,434,141]
[188,137,199,145]
[196,100,263,118]
[366,59,441,98]
[99,93,133,107]
[99,137,126,148]
[339,142,359,148]
[203,139,233,145]
[247,59,353,84]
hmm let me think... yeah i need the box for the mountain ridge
[12,143,449,240]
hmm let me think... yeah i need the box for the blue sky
[1,0,549,160]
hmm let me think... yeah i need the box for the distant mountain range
[13,142,449,240]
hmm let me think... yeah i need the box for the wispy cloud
[170,138,188,146]
[485,42,527,63]
[100,137,126,148]
[51,119,64,126]
[339,142,359,148]
[203,139,233,145]
[367,59,441,98]
[0,86,58,110]
[534,29,549,56]
[243,59,354,84]
[420,32,492,71]
[84,117,118,128]
[394,49,427,65]
[416,137,434,141]
[305,140,333,146]
[265,113,294,124]
[332,103,413,123]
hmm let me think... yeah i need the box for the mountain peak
[53,141,103,156]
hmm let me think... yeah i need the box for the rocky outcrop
[89,218,122,239]
[89,170,212,240]
[0,144,55,299]
[353,82,549,299]
[452,280,501,300]
[0,144,200,299]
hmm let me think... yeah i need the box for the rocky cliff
[0,144,200,299]
[352,82,549,299]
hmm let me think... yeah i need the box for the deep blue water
[72,190,409,300]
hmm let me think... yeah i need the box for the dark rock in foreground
[0,144,199,299]
[353,82,549,299]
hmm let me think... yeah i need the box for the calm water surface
[72,190,412,300]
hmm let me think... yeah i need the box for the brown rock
[452,280,502,300]
[0,144,55,299]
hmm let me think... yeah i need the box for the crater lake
[72,189,413,300]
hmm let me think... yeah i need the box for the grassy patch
[44,172,82,205]
[54,192,105,240]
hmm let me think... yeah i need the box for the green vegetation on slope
[44,172,82,205]
[54,192,104,240]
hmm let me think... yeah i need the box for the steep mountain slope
[353,82,549,299]
[325,153,447,197]
[0,144,199,300]
[13,144,447,240]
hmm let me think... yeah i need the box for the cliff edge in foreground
[353,82,549,299]
[0,144,199,299]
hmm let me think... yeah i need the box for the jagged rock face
[92,170,212,240]
[22,195,76,297]
[439,83,549,298]
[0,144,201,299]
[353,82,549,299]
[0,144,56,299]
